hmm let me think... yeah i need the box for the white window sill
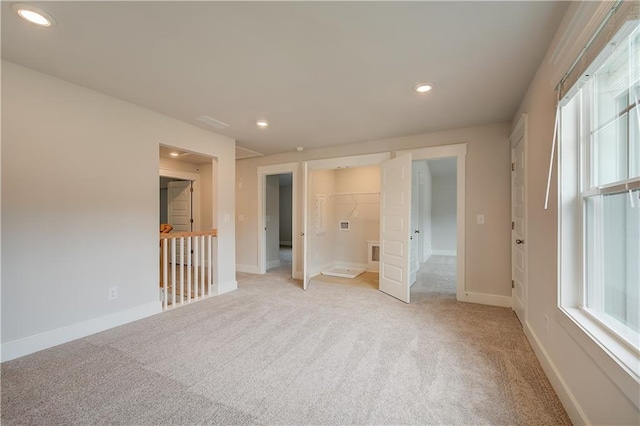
[557,306,640,409]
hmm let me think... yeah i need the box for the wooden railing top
[159,229,217,239]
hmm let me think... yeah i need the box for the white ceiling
[1,1,568,157]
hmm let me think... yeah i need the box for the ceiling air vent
[195,115,230,129]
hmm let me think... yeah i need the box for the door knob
[515,239,524,245]
[414,230,420,234]
[300,232,305,237]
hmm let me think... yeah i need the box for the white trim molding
[396,143,468,303]
[1,302,161,362]
[236,264,260,274]
[463,292,512,308]
[257,162,299,277]
[525,322,589,425]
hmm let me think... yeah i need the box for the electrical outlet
[108,287,118,300]
[353,210,359,218]
[477,214,485,224]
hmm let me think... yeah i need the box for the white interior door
[168,181,192,232]
[302,162,310,290]
[410,168,419,285]
[379,154,412,303]
[512,137,526,323]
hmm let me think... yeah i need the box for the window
[560,23,640,357]
[582,26,640,343]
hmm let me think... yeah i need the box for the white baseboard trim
[217,280,238,295]
[422,250,433,263]
[1,301,161,362]
[236,264,260,274]
[463,291,512,308]
[266,259,281,269]
[524,323,588,425]
[432,249,457,256]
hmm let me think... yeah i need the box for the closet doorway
[265,173,294,275]
[303,153,390,290]
[257,163,299,280]
[396,144,467,302]
[411,157,458,296]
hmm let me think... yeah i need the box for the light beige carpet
[1,255,571,425]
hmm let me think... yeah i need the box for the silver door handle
[414,230,420,234]
[515,239,524,245]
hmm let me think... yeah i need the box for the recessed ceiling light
[415,82,434,93]
[170,152,180,157]
[256,120,269,128]
[12,3,55,27]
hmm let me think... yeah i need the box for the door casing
[396,143,468,301]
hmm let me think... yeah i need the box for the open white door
[302,162,310,290]
[379,154,412,303]
[168,181,192,232]
[512,133,527,324]
[410,167,419,285]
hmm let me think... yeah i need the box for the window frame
[557,25,640,408]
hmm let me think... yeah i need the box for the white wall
[236,122,511,298]
[431,175,457,253]
[512,2,639,424]
[279,180,293,245]
[199,162,214,231]
[1,61,236,360]
[265,175,280,268]
[333,166,380,267]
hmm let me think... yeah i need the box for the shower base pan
[321,266,366,279]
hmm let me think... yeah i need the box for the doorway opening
[264,173,294,278]
[306,164,382,290]
[160,177,193,232]
[257,162,299,281]
[158,145,218,309]
[411,157,458,301]
[395,144,467,302]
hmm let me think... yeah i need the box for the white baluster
[171,237,176,307]
[187,236,192,303]
[207,235,212,296]
[179,237,185,306]
[193,236,199,300]
[162,239,168,310]
[200,235,205,298]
